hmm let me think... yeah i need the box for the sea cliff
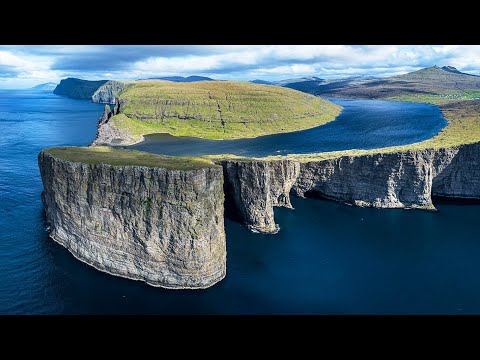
[91,81,128,104]
[53,78,108,100]
[38,149,226,289]
[217,142,480,232]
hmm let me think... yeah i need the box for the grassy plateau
[110,80,342,141]
[45,146,218,170]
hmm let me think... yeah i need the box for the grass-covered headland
[110,80,342,141]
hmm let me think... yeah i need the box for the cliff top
[112,80,341,140]
[43,146,219,170]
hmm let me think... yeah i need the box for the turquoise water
[1,90,479,314]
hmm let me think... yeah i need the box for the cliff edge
[38,147,226,289]
[216,142,480,233]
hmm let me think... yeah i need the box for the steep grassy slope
[53,78,109,100]
[110,80,342,140]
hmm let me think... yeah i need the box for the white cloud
[1,45,480,88]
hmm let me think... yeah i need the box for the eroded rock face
[38,151,226,289]
[432,143,480,198]
[293,150,437,209]
[221,142,480,234]
[91,81,127,104]
[91,103,136,146]
[221,160,300,233]
[293,143,480,209]
[91,120,136,146]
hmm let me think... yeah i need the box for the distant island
[32,82,57,91]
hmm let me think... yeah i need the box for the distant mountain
[250,79,274,85]
[53,78,109,100]
[275,76,323,86]
[441,66,478,76]
[246,76,380,96]
[32,82,57,91]
[146,75,214,82]
[316,66,480,100]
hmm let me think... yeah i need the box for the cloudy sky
[1,45,480,88]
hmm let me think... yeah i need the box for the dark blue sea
[131,98,447,157]
[1,90,479,314]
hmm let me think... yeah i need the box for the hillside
[53,78,109,100]
[318,66,480,102]
[101,80,342,141]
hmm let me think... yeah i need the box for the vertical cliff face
[38,151,226,289]
[220,142,480,234]
[53,78,108,100]
[221,160,299,233]
[432,143,480,198]
[91,81,128,104]
[293,143,480,208]
[293,150,437,209]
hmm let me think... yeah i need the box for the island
[39,67,480,289]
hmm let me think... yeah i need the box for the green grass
[45,146,219,170]
[115,80,342,140]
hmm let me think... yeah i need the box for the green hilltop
[108,80,342,140]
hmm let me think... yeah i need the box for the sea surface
[1,90,479,314]
[130,98,447,157]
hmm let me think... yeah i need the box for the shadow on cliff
[222,182,245,224]
[301,189,341,204]
[432,195,480,206]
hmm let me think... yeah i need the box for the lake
[1,90,479,314]
[130,98,447,157]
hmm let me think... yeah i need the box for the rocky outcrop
[53,78,108,100]
[92,81,128,104]
[91,103,136,146]
[221,160,300,233]
[38,151,226,289]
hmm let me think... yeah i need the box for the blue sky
[1,45,480,88]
